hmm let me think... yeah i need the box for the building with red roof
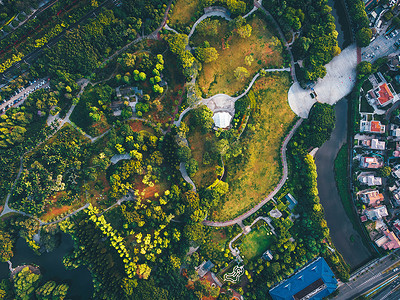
[375,230,400,250]
[360,120,386,134]
[377,83,394,106]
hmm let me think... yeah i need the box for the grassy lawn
[240,226,274,261]
[186,119,219,189]
[193,16,283,97]
[169,0,201,29]
[212,73,295,221]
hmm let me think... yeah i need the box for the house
[391,189,400,205]
[393,165,400,179]
[390,124,400,137]
[196,260,214,278]
[360,120,386,134]
[285,193,298,211]
[375,83,395,107]
[269,257,337,300]
[361,139,386,150]
[270,209,282,218]
[358,173,382,186]
[360,156,384,169]
[375,230,400,250]
[262,250,273,261]
[358,190,384,207]
[365,205,389,220]
[393,219,400,233]
[212,112,232,129]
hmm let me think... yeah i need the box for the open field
[193,16,283,97]
[169,0,201,29]
[240,226,273,261]
[186,122,219,189]
[212,73,295,221]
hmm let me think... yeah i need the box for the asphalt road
[334,251,400,299]
[315,99,372,268]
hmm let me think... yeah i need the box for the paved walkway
[179,162,197,191]
[288,44,358,118]
[203,118,303,226]
[187,9,232,39]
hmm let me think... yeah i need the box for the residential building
[358,173,382,186]
[360,120,386,134]
[393,220,400,233]
[269,257,337,300]
[262,250,273,261]
[391,124,400,138]
[375,230,400,250]
[361,139,386,150]
[285,193,298,211]
[358,190,384,207]
[196,260,215,278]
[360,156,384,169]
[391,189,400,205]
[365,205,389,220]
[375,83,395,107]
[393,165,400,179]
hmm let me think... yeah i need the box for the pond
[328,0,353,49]
[0,233,93,299]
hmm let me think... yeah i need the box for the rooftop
[269,257,337,300]
[212,112,232,129]
[365,205,388,220]
[377,83,394,106]
[361,156,384,169]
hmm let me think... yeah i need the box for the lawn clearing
[193,15,283,97]
[169,0,201,29]
[41,205,73,222]
[239,226,274,261]
[186,122,219,189]
[212,73,295,221]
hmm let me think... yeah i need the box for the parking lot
[0,77,50,114]
[363,30,400,63]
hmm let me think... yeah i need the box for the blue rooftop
[269,257,337,300]
[285,193,298,211]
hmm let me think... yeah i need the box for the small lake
[0,233,93,299]
[328,0,352,49]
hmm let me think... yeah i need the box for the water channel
[0,233,93,299]
[328,0,352,49]
[314,99,373,269]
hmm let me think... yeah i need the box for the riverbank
[315,98,373,269]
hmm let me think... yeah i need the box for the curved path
[180,162,197,191]
[188,10,232,39]
[174,68,290,127]
[203,118,303,227]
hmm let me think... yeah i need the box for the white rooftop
[371,139,386,150]
[212,112,232,128]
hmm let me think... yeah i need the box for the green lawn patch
[212,73,295,221]
[193,15,284,96]
[239,226,274,261]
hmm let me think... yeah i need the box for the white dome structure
[212,112,232,129]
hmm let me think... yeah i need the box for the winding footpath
[203,118,303,227]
